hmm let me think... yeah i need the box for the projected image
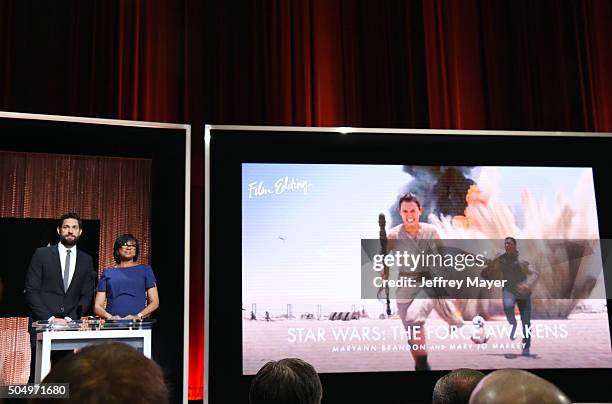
[242,164,611,374]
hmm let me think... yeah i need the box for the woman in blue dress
[94,234,159,320]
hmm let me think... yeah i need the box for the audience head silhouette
[433,368,485,404]
[249,358,323,404]
[469,369,571,404]
[29,342,168,404]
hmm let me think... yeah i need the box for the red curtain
[0,152,152,271]
[1,0,611,399]
[0,318,30,384]
[421,0,612,131]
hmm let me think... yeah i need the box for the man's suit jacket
[25,244,96,320]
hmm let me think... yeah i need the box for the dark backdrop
[0,0,611,400]
[0,218,100,317]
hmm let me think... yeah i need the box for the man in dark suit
[25,212,96,382]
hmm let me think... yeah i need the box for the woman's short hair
[113,234,140,264]
[399,192,422,209]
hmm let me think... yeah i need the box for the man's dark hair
[58,212,82,229]
[249,358,323,404]
[30,342,168,404]
[113,233,140,264]
[505,236,517,246]
[398,192,422,209]
[432,368,485,404]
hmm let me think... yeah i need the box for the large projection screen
[206,125,612,403]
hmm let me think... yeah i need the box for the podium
[33,320,153,383]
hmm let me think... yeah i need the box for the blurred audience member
[249,358,323,404]
[469,368,571,404]
[433,368,485,404]
[29,342,168,404]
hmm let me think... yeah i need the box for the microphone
[91,270,97,317]
[378,213,391,316]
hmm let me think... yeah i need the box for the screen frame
[0,111,191,403]
[206,125,612,404]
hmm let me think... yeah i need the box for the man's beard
[60,235,78,247]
